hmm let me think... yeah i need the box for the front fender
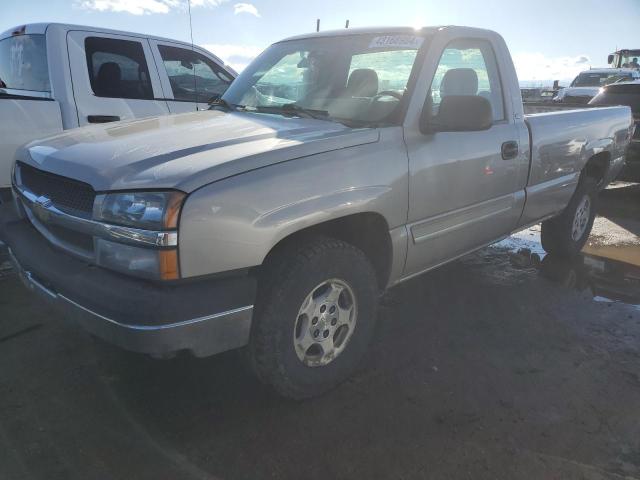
[177,129,408,278]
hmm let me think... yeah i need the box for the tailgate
[0,97,62,188]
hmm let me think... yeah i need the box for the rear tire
[541,177,598,257]
[248,236,378,400]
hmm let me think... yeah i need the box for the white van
[0,23,237,200]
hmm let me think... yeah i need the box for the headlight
[94,191,185,230]
[93,190,185,281]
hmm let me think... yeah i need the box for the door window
[157,45,233,102]
[85,37,153,100]
[430,39,505,121]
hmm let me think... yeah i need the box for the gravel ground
[0,184,639,480]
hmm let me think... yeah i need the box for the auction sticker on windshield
[369,35,424,49]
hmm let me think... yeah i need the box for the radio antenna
[187,0,198,103]
[187,0,195,48]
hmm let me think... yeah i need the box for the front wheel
[248,236,379,399]
[541,177,598,257]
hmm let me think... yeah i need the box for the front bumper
[1,210,256,358]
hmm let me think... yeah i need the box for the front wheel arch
[259,212,393,291]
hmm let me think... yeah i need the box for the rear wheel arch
[581,151,611,188]
[541,176,598,257]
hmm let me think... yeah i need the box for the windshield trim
[390,31,435,126]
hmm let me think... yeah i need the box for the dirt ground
[1,184,639,480]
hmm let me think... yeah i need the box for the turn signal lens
[164,192,186,229]
[159,249,179,280]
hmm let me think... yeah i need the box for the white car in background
[0,23,237,202]
[554,68,640,104]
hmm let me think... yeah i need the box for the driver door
[403,37,528,277]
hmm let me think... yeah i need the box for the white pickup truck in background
[0,23,237,201]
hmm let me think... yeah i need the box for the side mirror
[420,95,493,134]
[607,54,614,65]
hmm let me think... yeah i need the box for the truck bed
[523,102,595,115]
[519,105,632,226]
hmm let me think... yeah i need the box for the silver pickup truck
[1,26,633,399]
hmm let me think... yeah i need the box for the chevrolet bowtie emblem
[35,196,53,209]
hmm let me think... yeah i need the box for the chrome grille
[18,162,96,219]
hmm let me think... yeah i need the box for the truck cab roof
[277,25,499,43]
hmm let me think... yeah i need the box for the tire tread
[249,236,377,399]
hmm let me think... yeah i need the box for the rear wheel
[541,177,598,257]
[249,236,378,399]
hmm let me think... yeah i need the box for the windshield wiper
[251,104,330,120]
[281,103,330,120]
[208,98,245,111]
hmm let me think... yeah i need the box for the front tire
[249,236,379,400]
[541,177,598,257]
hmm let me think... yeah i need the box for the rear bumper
[1,212,257,358]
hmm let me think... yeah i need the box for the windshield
[221,33,426,126]
[589,84,640,116]
[571,71,632,87]
[617,53,640,69]
[0,34,50,93]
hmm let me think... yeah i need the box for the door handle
[87,115,120,124]
[501,141,519,160]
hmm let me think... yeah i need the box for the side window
[85,37,153,100]
[430,39,505,121]
[157,45,233,102]
[0,34,50,92]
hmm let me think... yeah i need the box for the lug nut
[320,305,326,313]
[312,317,318,325]
[329,305,336,314]
[331,318,337,326]
[313,329,320,338]
[323,330,329,338]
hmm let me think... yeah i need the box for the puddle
[538,252,640,311]
[491,226,640,311]
[492,225,546,257]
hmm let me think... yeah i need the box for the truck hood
[18,110,379,192]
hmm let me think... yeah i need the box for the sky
[2,0,639,85]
